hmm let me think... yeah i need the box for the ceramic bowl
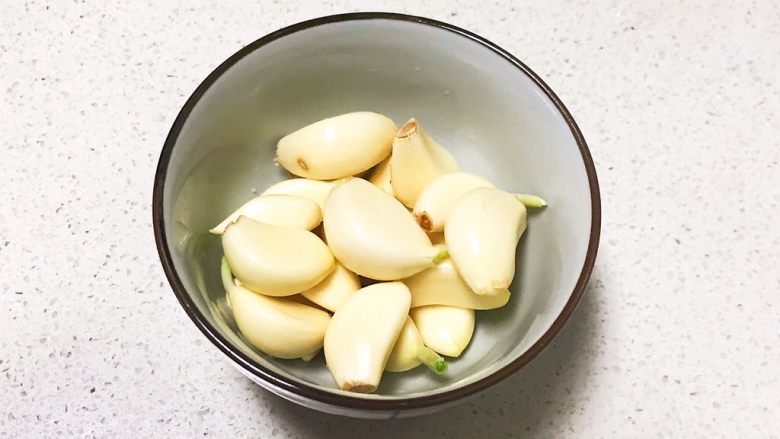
[153,12,600,418]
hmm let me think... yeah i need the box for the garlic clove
[276,112,397,180]
[261,178,339,210]
[222,216,334,296]
[367,155,393,195]
[323,178,447,280]
[301,262,360,312]
[412,172,494,233]
[391,118,460,207]
[445,187,527,295]
[222,258,330,360]
[210,194,321,235]
[324,282,411,393]
[404,259,510,309]
[385,317,422,372]
[410,305,475,358]
[385,317,447,373]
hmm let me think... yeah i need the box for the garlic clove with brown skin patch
[324,282,411,393]
[222,258,330,360]
[390,118,460,207]
[210,194,321,235]
[445,187,527,296]
[412,172,495,233]
[413,172,547,233]
[222,216,335,296]
[404,259,510,310]
[410,305,475,358]
[301,262,361,312]
[276,112,397,180]
[323,178,447,280]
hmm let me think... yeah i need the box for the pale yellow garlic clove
[222,216,334,296]
[367,155,393,195]
[324,282,411,393]
[410,305,475,357]
[413,172,494,232]
[323,178,447,280]
[445,187,527,296]
[385,317,422,372]
[404,259,510,310]
[385,317,447,373]
[391,118,460,207]
[301,262,360,312]
[210,194,321,235]
[413,173,546,233]
[261,178,339,210]
[276,112,397,180]
[222,258,330,360]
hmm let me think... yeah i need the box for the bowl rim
[153,12,601,412]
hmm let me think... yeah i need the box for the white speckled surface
[1,1,778,437]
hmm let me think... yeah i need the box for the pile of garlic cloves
[213,112,546,393]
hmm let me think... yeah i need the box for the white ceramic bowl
[153,12,600,418]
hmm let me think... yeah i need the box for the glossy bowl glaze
[153,12,600,418]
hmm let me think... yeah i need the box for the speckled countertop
[1,1,778,437]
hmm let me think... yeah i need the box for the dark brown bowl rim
[153,12,601,412]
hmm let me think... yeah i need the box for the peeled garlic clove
[230,289,330,360]
[324,178,447,280]
[445,187,527,295]
[324,282,411,393]
[367,155,393,195]
[210,194,321,235]
[261,178,339,210]
[223,216,334,296]
[410,306,475,357]
[301,262,360,312]
[222,258,330,360]
[412,172,494,232]
[412,172,545,232]
[384,317,422,372]
[385,317,447,373]
[391,118,460,207]
[404,259,510,310]
[276,112,397,180]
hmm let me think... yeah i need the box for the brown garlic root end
[417,212,433,232]
[342,382,377,393]
[397,118,418,138]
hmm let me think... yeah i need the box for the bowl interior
[161,17,593,400]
